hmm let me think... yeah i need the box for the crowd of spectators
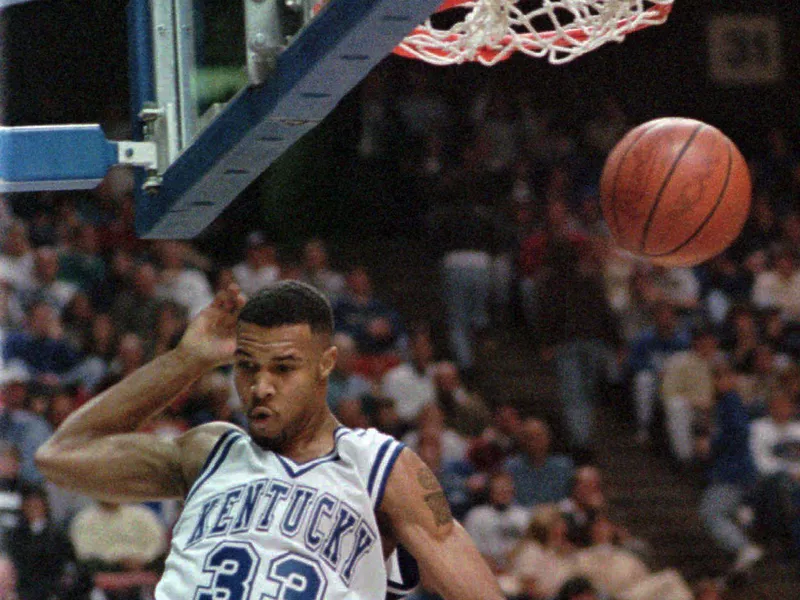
[1,62,800,600]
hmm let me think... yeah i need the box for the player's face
[234,322,336,452]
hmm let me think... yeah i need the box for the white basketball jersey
[156,427,419,600]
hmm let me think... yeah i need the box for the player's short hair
[238,280,333,337]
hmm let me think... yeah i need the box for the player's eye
[237,360,257,373]
[274,364,293,374]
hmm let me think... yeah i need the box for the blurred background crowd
[2,4,800,598]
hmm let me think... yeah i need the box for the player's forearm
[427,524,505,600]
[40,347,209,449]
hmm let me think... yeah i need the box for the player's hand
[176,285,246,368]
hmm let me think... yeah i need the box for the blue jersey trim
[387,544,420,592]
[367,439,393,497]
[272,427,352,479]
[185,429,240,503]
[374,443,405,509]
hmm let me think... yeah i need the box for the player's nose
[250,374,276,400]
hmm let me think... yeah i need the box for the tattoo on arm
[416,466,454,526]
[424,491,454,526]
[417,467,440,491]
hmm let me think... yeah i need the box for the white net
[394,0,674,66]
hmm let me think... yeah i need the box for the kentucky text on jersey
[183,478,376,585]
[156,428,417,600]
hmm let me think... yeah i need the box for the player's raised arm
[34,286,246,502]
[378,448,504,600]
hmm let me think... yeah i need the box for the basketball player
[35,281,503,600]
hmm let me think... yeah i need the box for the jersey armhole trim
[373,442,405,509]
[184,429,240,503]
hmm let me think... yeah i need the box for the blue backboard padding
[0,125,117,188]
[135,0,444,239]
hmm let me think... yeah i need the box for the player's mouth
[249,407,274,423]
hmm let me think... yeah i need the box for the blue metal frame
[0,125,118,192]
[134,0,444,239]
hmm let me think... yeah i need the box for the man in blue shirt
[503,417,574,507]
[2,302,80,382]
[0,375,51,485]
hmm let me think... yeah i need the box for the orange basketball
[600,117,752,267]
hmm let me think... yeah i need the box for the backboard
[0,0,445,238]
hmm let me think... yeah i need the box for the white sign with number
[708,14,783,85]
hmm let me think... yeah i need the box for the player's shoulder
[335,426,404,460]
[176,421,246,493]
[177,421,245,450]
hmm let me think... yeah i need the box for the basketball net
[392,0,674,66]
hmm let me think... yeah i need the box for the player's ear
[319,344,337,379]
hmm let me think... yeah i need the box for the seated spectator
[381,325,436,427]
[504,418,574,507]
[301,239,346,301]
[697,252,754,326]
[326,333,372,413]
[110,262,162,340]
[64,313,118,394]
[57,223,105,295]
[68,501,166,575]
[46,387,77,431]
[433,361,489,437]
[559,466,605,549]
[737,342,788,419]
[752,247,800,324]
[403,404,468,464]
[61,292,95,353]
[0,220,34,294]
[626,302,690,444]
[91,249,135,313]
[463,471,530,575]
[333,266,406,378]
[636,264,700,313]
[3,302,80,383]
[720,303,760,369]
[8,486,76,600]
[145,300,187,360]
[0,280,23,333]
[0,444,22,552]
[698,362,764,573]
[232,232,279,297]
[154,241,213,318]
[750,388,800,556]
[518,199,589,329]
[660,326,720,466]
[97,333,146,392]
[575,514,693,600]
[0,387,51,486]
[468,403,522,473]
[18,248,77,315]
[509,504,578,600]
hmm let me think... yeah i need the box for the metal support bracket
[245,0,285,85]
